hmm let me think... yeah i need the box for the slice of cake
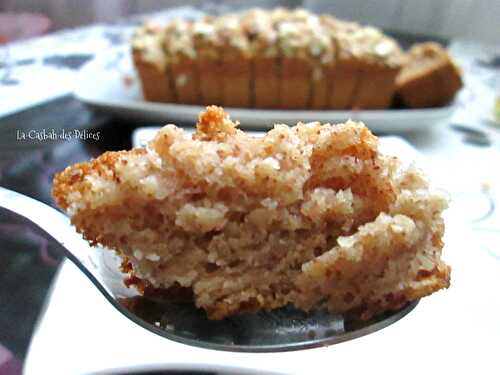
[306,13,335,110]
[193,18,223,106]
[52,106,450,320]
[275,9,312,109]
[348,27,404,110]
[396,42,463,108]
[327,20,404,110]
[131,23,173,103]
[323,19,361,110]
[216,15,252,108]
[164,19,199,105]
[242,9,280,108]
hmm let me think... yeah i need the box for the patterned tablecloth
[0,5,499,374]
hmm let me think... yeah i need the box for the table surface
[0,5,499,375]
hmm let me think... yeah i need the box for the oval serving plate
[74,48,456,132]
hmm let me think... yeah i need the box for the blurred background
[1,0,499,44]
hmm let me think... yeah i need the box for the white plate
[74,48,456,132]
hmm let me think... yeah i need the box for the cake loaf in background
[131,8,462,110]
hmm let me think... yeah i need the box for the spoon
[0,186,417,352]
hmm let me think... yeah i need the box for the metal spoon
[0,186,417,352]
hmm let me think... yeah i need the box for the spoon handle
[0,186,113,297]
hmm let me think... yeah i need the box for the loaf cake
[396,42,463,108]
[131,8,413,110]
[53,106,450,320]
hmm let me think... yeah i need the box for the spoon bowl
[0,186,418,352]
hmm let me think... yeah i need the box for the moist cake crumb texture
[53,106,450,320]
